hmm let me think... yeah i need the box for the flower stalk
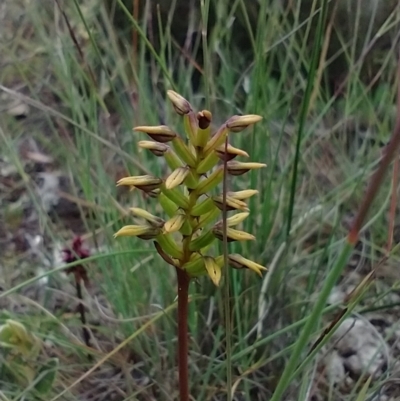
[176,268,190,401]
[115,91,267,400]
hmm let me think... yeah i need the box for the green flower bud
[156,233,183,259]
[191,197,216,216]
[161,185,190,209]
[183,255,206,275]
[164,148,184,170]
[180,219,193,236]
[196,151,220,174]
[184,169,200,189]
[197,208,220,229]
[189,230,215,251]
[195,167,224,195]
[159,192,179,217]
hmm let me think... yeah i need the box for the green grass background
[1,0,400,400]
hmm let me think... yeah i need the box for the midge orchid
[115,91,266,283]
[114,90,267,401]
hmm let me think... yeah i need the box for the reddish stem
[387,157,399,252]
[348,60,400,244]
[176,267,190,401]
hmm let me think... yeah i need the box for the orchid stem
[176,267,190,401]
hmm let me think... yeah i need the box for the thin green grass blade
[286,0,329,238]
[269,240,354,401]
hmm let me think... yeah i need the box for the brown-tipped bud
[134,125,177,143]
[212,195,249,211]
[228,189,259,200]
[130,208,165,228]
[215,144,249,162]
[114,225,161,239]
[167,90,192,115]
[212,227,255,242]
[227,254,267,277]
[197,110,212,129]
[216,212,249,227]
[225,114,263,132]
[227,161,267,176]
[117,175,163,192]
[138,140,169,157]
